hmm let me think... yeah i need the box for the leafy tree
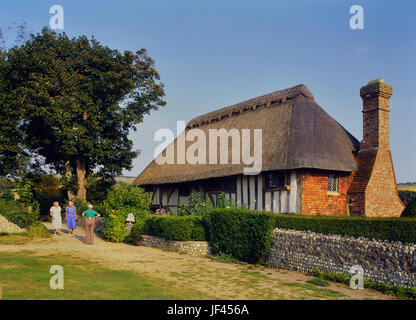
[3,28,165,199]
[0,24,30,177]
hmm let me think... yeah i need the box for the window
[327,174,339,193]
[264,171,286,190]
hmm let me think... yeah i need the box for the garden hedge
[270,213,416,243]
[131,215,208,242]
[206,208,416,263]
[207,208,275,264]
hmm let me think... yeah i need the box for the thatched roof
[135,84,359,186]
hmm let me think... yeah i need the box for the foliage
[103,184,150,242]
[73,198,89,216]
[399,190,416,207]
[130,218,147,242]
[103,209,129,243]
[0,23,30,176]
[27,221,51,238]
[29,175,65,215]
[143,215,208,241]
[0,199,20,215]
[2,207,39,229]
[207,208,275,264]
[217,192,237,208]
[306,278,330,287]
[177,192,214,216]
[86,175,116,203]
[313,269,416,300]
[270,212,416,243]
[0,178,16,200]
[2,28,166,198]
[402,199,416,217]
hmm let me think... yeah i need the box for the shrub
[144,215,207,241]
[402,199,416,217]
[208,208,275,264]
[177,192,213,216]
[27,221,51,238]
[270,213,416,244]
[103,184,150,242]
[130,218,147,242]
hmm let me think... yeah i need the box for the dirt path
[0,222,391,300]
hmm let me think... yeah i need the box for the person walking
[82,204,100,245]
[50,202,63,235]
[65,201,78,235]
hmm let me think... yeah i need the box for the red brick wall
[347,79,404,217]
[301,171,354,216]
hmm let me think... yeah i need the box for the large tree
[0,24,30,177]
[3,28,165,199]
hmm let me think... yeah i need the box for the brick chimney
[348,78,404,217]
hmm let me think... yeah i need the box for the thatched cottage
[134,79,404,217]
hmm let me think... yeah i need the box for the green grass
[0,233,31,245]
[307,278,330,287]
[0,252,208,300]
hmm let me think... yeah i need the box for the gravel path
[0,222,391,300]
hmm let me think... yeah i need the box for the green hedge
[207,208,275,264]
[131,215,208,242]
[402,199,416,217]
[270,213,416,244]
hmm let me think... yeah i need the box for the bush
[271,213,416,243]
[27,221,51,238]
[103,184,150,242]
[144,215,208,241]
[130,218,147,242]
[177,192,213,216]
[208,208,275,264]
[402,199,416,217]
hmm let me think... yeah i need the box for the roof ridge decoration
[186,84,314,129]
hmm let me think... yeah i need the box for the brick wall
[348,79,404,217]
[301,170,354,216]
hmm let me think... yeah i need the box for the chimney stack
[359,78,392,150]
[348,79,404,217]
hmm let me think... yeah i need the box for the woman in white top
[50,201,63,235]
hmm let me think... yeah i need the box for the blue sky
[1,0,415,182]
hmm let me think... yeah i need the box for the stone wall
[268,228,416,288]
[135,235,211,257]
[0,215,26,234]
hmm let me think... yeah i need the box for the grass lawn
[0,233,31,245]
[0,251,208,300]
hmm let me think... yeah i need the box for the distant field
[115,176,135,184]
[398,185,416,192]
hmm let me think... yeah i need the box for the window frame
[327,173,339,194]
[263,171,288,191]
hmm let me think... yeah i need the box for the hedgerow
[131,215,208,242]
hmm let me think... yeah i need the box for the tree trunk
[76,158,87,200]
[65,160,75,200]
